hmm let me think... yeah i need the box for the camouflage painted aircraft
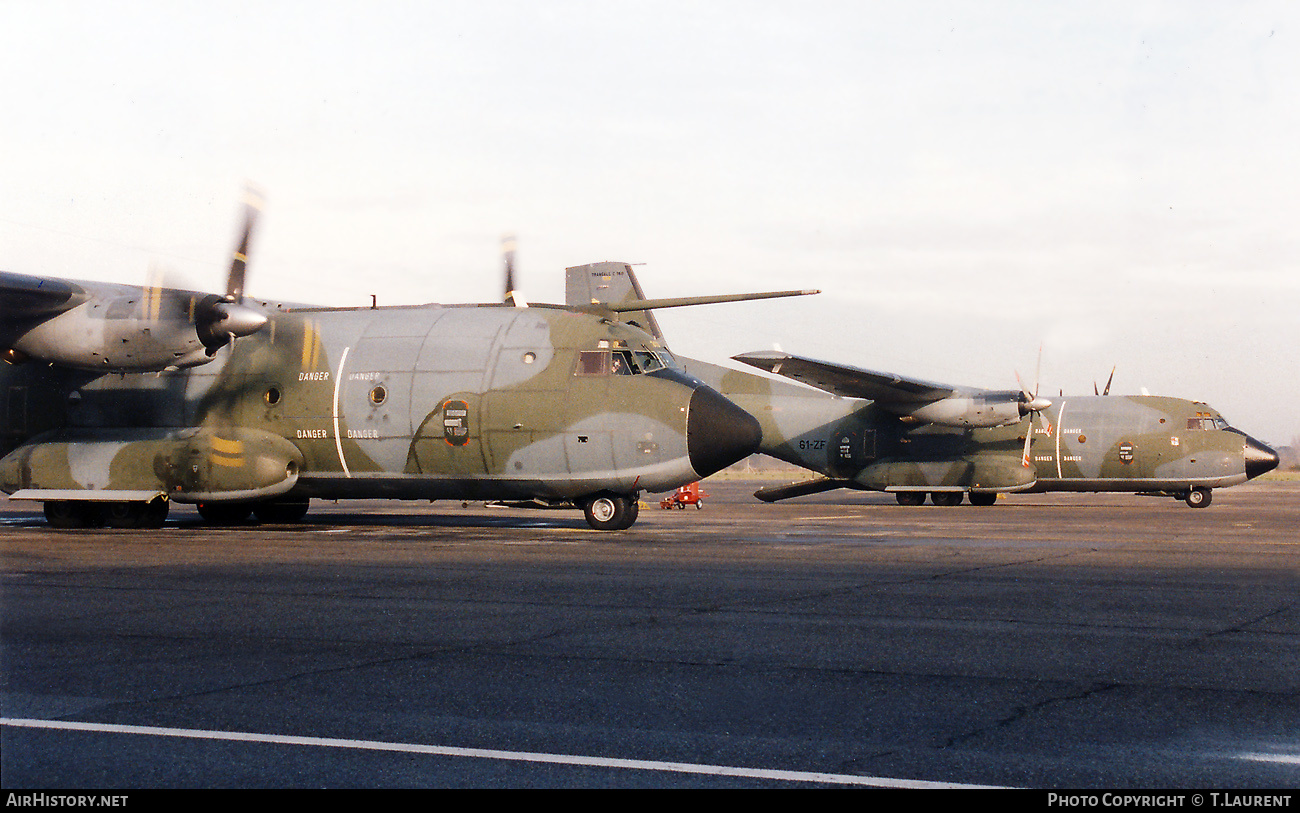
[0,198,821,530]
[567,263,1280,509]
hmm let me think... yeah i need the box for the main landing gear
[581,492,640,530]
[894,491,998,507]
[43,497,170,529]
[195,498,312,525]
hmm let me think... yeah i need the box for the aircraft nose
[687,386,762,479]
[1243,436,1280,480]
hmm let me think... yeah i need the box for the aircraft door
[828,426,876,478]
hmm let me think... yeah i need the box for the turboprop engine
[885,389,1052,429]
[1,193,267,372]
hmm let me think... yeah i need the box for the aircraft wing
[0,271,88,318]
[732,351,955,404]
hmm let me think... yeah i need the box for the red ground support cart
[660,481,708,509]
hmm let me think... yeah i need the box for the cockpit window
[632,350,665,374]
[1187,414,1229,431]
[576,350,611,376]
[611,350,635,375]
[576,348,678,377]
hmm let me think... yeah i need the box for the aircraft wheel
[254,498,310,524]
[139,497,170,528]
[101,498,169,529]
[197,501,253,525]
[969,492,998,507]
[931,492,964,506]
[44,501,102,529]
[895,492,926,506]
[583,493,638,531]
[1185,487,1212,508]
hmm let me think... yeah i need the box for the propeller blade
[502,234,526,307]
[227,186,264,302]
[198,188,268,354]
[1102,366,1115,396]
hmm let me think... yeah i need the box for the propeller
[1015,347,1052,417]
[196,188,268,354]
[502,234,527,308]
[1016,347,1052,468]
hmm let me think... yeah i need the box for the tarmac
[2,478,1297,788]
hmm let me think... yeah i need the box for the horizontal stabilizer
[753,476,852,502]
[602,289,819,313]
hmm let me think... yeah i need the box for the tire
[1185,487,1212,508]
[895,492,926,506]
[102,498,169,529]
[969,492,998,507]
[583,493,638,530]
[254,499,310,524]
[44,501,102,529]
[931,492,964,506]
[197,502,252,525]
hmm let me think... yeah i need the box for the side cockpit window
[576,350,611,376]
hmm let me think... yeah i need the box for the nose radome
[1244,436,1280,480]
[687,386,762,479]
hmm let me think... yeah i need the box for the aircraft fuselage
[1,302,760,527]
[684,359,1278,507]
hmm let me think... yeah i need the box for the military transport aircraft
[0,198,820,531]
[566,263,1280,508]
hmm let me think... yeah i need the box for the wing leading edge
[733,351,1047,429]
[732,350,955,404]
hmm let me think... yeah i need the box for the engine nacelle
[884,393,1025,428]
[9,293,265,372]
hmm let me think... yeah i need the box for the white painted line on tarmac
[1238,751,1300,766]
[1,717,1004,788]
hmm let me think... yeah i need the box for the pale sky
[3,1,1297,445]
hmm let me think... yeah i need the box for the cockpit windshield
[1186,413,1230,431]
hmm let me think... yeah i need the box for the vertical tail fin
[565,262,665,342]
